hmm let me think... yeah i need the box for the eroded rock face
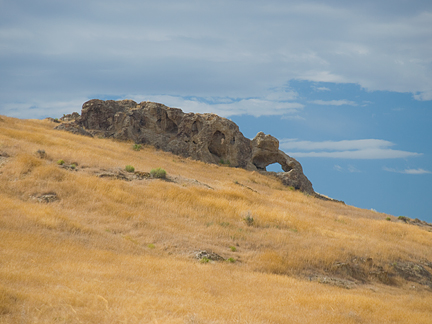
[56,99,315,194]
[251,132,314,193]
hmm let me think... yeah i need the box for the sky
[1,0,431,221]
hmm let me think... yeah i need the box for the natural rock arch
[55,99,315,195]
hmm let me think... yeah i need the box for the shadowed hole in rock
[191,120,202,137]
[156,111,178,133]
[208,131,226,159]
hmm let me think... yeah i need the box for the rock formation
[55,99,315,194]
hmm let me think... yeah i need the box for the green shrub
[243,211,254,226]
[150,167,166,179]
[219,159,230,166]
[227,258,236,263]
[398,216,409,223]
[147,244,155,249]
[57,159,65,165]
[70,164,76,170]
[125,165,135,173]
[200,257,210,263]
[386,217,391,221]
[229,246,237,252]
[132,144,142,151]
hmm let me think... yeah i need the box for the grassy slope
[0,115,431,323]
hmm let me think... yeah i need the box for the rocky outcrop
[55,99,315,194]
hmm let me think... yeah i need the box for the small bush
[227,258,236,263]
[398,216,409,223]
[200,257,210,264]
[386,217,391,221]
[243,211,254,226]
[219,159,230,166]
[57,159,65,165]
[229,246,237,252]
[147,244,155,249]
[36,149,46,159]
[70,164,76,170]
[150,167,166,179]
[132,144,142,151]
[125,165,135,173]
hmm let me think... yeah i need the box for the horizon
[1,0,431,222]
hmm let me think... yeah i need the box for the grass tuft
[125,165,135,173]
[150,167,166,179]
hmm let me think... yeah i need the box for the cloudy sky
[1,0,431,221]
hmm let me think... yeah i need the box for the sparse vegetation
[398,216,409,223]
[125,165,135,172]
[229,246,237,252]
[57,159,65,165]
[150,167,166,178]
[0,116,431,323]
[243,211,254,226]
[147,243,155,249]
[132,144,142,151]
[218,159,230,166]
[36,149,46,158]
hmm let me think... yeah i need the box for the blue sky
[1,0,431,221]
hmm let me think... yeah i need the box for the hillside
[1,115,432,323]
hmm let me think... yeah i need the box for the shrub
[386,217,391,221]
[150,167,166,179]
[219,159,230,166]
[229,246,237,252]
[200,257,210,263]
[70,164,76,170]
[57,159,65,165]
[147,244,155,249]
[227,258,236,263]
[36,149,46,159]
[125,165,135,173]
[243,211,254,226]
[132,144,142,151]
[398,216,409,223]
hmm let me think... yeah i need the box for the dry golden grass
[1,116,432,323]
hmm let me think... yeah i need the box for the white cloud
[348,165,361,173]
[383,167,431,174]
[334,165,343,172]
[315,87,331,91]
[413,90,432,101]
[280,115,306,121]
[1,0,431,121]
[0,98,88,119]
[128,95,304,117]
[280,139,422,159]
[309,99,358,106]
[333,164,361,172]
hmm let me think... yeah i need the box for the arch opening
[266,163,284,173]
